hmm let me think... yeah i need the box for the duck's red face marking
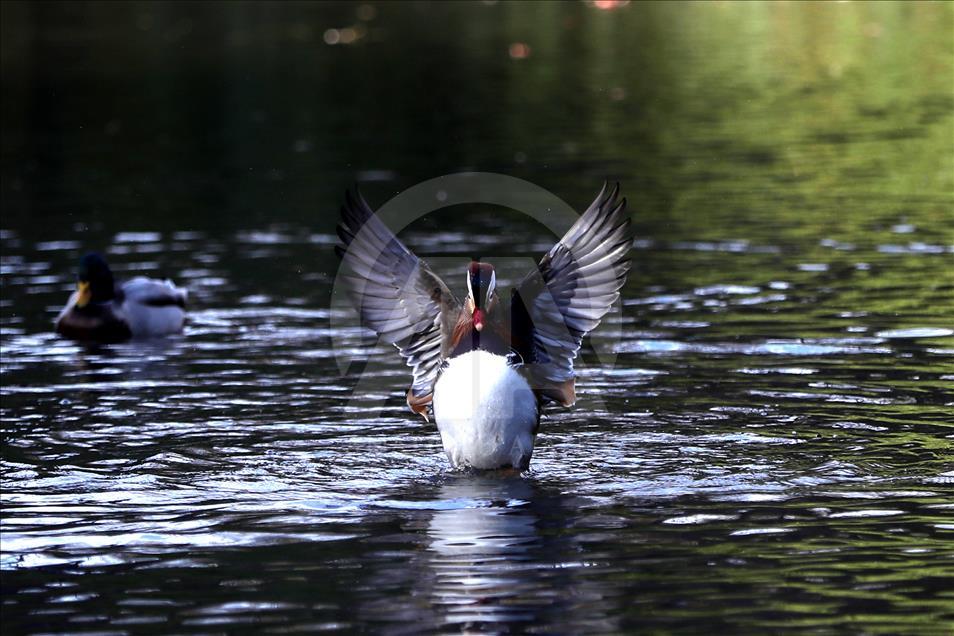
[472,308,485,331]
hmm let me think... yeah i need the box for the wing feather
[336,189,460,404]
[513,183,633,403]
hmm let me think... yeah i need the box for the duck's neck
[450,318,510,358]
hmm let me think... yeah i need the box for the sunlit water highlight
[2,1,953,633]
[3,221,952,632]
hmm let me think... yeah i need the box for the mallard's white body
[432,350,538,470]
[121,277,187,337]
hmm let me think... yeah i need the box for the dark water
[2,1,954,633]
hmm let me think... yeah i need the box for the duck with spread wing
[336,183,632,470]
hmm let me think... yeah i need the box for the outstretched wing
[512,183,632,405]
[335,189,460,416]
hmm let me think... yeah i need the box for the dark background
[2,2,952,634]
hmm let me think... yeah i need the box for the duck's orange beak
[473,308,485,332]
[75,280,91,308]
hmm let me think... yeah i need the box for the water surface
[2,2,953,633]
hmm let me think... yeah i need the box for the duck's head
[465,261,497,332]
[75,253,116,307]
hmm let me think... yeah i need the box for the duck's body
[433,350,538,470]
[336,183,632,470]
[55,254,187,343]
[118,278,188,337]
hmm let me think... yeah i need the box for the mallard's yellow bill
[76,280,91,308]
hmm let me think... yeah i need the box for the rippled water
[2,2,954,634]
[4,221,953,632]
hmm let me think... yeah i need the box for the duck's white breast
[432,350,538,470]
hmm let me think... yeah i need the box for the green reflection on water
[1,5,953,634]
[2,1,951,245]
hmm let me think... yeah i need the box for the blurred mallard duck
[55,253,187,343]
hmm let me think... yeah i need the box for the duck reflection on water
[421,473,619,633]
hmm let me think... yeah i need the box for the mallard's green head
[76,253,116,307]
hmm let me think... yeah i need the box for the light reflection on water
[2,226,952,632]
[423,478,546,628]
[3,0,954,632]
